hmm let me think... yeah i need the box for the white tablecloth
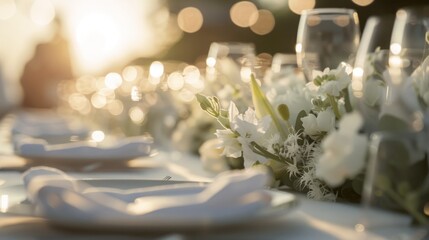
[0,150,425,240]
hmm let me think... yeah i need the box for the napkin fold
[14,136,152,162]
[22,167,272,224]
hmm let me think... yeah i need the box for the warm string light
[288,0,315,15]
[352,0,375,7]
[177,7,204,33]
[229,1,275,35]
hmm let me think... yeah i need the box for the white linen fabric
[21,166,273,226]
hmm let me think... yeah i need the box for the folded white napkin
[22,167,272,225]
[14,136,152,162]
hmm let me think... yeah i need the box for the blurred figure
[20,18,73,108]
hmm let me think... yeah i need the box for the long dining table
[0,113,426,240]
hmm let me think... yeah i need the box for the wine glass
[390,5,429,75]
[206,42,256,83]
[296,8,360,82]
[351,15,395,133]
[205,42,257,108]
[358,130,429,235]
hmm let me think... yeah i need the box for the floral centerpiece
[196,57,429,224]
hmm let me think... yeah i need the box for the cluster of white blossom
[200,64,369,200]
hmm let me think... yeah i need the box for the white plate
[11,110,89,142]
[14,136,152,163]
[1,179,298,232]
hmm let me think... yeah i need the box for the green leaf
[250,75,288,139]
[277,104,290,121]
[294,110,307,133]
[196,94,220,118]
[342,88,353,113]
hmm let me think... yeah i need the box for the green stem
[249,141,292,165]
[379,185,429,225]
[342,88,353,113]
[328,95,341,119]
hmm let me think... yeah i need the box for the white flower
[227,102,271,167]
[314,64,352,97]
[215,129,241,158]
[199,138,230,173]
[301,108,335,137]
[266,77,313,126]
[316,112,367,187]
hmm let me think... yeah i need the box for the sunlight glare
[74,13,120,73]
[0,0,16,20]
[30,0,56,26]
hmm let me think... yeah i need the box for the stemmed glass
[296,8,360,82]
[267,53,300,83]
[206,42,256,83]
[205,42,257,107]
[390,6,429,75]
[357,7,429,235]
[351,15,395,132]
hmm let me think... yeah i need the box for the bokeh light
[75,76,97,94]
[177,7,204,33]
[129,106,145,124]
[390,43,402,55]
[352,0,375,7]
[107,99,124,116]
[122,66,142,82]
[240,66,252,82]
[30,0,56,26]
[68,93,90,113]
[91,130,105,142]
[149,61,165,78]
[334,15,351,27]
[288,0,316,15]
[91,92,107,109]
[0,0,16,20]
[167,72,185,90]
[230,1,258,28]
[206,57,216,67]
[250,9,275,35]
[0,195,9,213]
[178,89,195,102]
[104,72,123,90]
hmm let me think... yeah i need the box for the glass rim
[301,8,356,16]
